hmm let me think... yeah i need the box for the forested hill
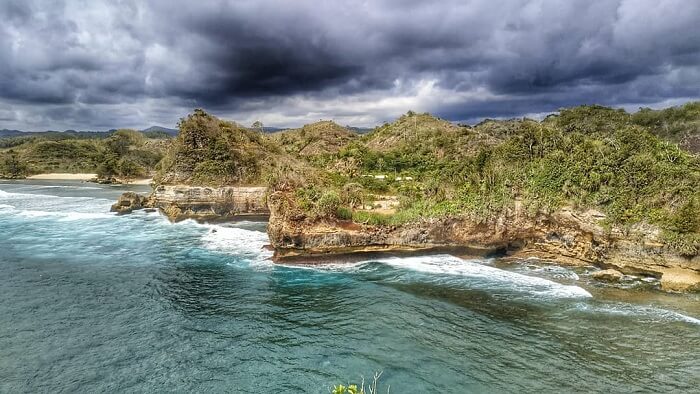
[2,102,698,255]
[268,102,700,256]
[0,129,173,181]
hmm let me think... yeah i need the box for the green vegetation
[274,104,699,256]
[9,103,695,253]
[156,109,315,186]
[268,120,358,169]
[0,150,29,179]
[0,128,171,181]
[332,372,388,394]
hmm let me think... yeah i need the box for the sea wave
[515,263,581,281]
[15,209,115,221]
[0,189,37,199]
[199,223,273,262]
[35,185,102,190]
[373,254,592,299]
[289,254,593,300]
[0,189,110,202]
[573,302,700,325]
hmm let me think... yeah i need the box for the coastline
[26,173,153,185]
[27,173,97,180]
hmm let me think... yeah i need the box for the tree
[0,150,28,178]
[96,153,119,179]
[252,120,264,134]
[117,157,144,184]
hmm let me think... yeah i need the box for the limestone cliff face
[267,191,700,291]
[133,185,269,221]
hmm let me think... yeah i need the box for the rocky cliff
[149,185,268,221]
[267,191,700,292]
[114,185,269,222]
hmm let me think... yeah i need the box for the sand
[129,178,153,185]
[27,173,97,180]
[26,173,153,185]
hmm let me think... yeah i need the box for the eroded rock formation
[267,191,700,291]
[113,185,268,221]
[110,192,146,215]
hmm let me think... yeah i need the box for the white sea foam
[518,264,580,281]
[200,224,273,262]
[0,190,35,199]
[16,209,114,221]
[36,185,102,190]
[295,254,592,299]
[369,254,593,299]
[575,302,700,326]
[0,189,109,202]
[0,187,114,221]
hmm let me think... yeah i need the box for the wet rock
[110,192,146,215]
[660,268,700,292]
[592,269,624,282]
[92,176,120,184]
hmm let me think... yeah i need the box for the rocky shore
[110,187,699,292]
[266,191,700,292]
[112,185,268,221]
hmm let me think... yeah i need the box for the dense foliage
[283,104,700,255]
[270,120,357,157]
[156,109,315,186]
[4,103,697,253]
[0,129,171,180]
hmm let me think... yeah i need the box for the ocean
[0,180,698,393]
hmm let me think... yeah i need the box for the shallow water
[0,181,698,393]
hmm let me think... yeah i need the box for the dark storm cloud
[0,0,699,130]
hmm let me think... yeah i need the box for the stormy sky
[1,0,699,130]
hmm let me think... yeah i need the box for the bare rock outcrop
[156,185,267,221]
[112,185,269,221]
[110,192,146,215]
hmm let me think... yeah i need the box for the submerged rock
[110,192,146,215]
[592,269,624,282]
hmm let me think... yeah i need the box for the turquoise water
[0,181,698,393]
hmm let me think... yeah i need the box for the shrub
[332,371,388,394]
[336,206,353,220]
[317,191,341,217]
[0,150,29,178]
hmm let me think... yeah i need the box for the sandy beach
[27,173,97,180]
[27,173,153,185]
[129,178,153,185]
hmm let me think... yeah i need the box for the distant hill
[0,129,25,138]
[261,126,287,133]
[0,126,178,139]
[140,126,179,137]
[0,129,109,139]
[347,126,373,134]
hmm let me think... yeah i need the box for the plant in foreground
[331,371,389,394]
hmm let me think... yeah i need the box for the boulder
[110,192,146,215]
[592,269,625,282]
[660,268,700,292]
